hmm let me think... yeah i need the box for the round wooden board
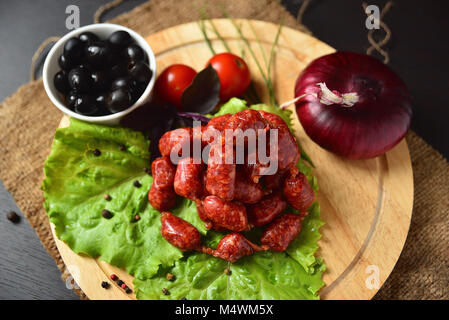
[51,19,413,300]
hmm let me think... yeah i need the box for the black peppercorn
[6,211,20,223]
[102,209,113,219]
[133,180,142,188]
[117,280,124,286]
[120,145,126,151]
[162,288,170,295]
[181,297,187,300]
[101,281,110,289]
[224,268,231,276]
[104,194,111,201]
[93,149,101,156]
[125,287,132,294]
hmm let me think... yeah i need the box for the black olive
[77,63,89,69]
[74,94,98,115]
[129,62,152,84]
[79,32,99,45]
[109,64,127,79]
[95,93,108,108]
[111,77,132,90]
[95,93,111,116]
[130,82,146,103]
[66,90,78,109]
[63,37,84,64]
[124,44,145,62]
[90,71,109,90]
[109,61,135,79]
[106,88,132,113]
[108,30,132,49]
[68,67,91,92]
[85,41,113,69]
[54,70,70,94]
[58,54,74,71]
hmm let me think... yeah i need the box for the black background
[0,0,447,299]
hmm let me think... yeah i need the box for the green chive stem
[266,20,284,106]
[198,18,216,55]
[248,21,268,68]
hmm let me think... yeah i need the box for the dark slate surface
[0,0,447,299]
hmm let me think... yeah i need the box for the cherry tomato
[206,53,251,101]
[155,64,197,110]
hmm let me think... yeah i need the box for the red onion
[294,52,412,159]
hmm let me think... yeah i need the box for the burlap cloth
[0,0,447,300]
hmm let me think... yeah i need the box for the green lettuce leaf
[210,97,248,117]
[135,251,324,300]
[42,119,206,279]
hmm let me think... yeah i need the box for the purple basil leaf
[178,112,211,124]
[180,65,220,114]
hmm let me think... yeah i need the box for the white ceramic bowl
[43,23,156,125]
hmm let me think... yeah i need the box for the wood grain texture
[52,19,414,300]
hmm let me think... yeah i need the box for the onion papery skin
[294,52,412,159]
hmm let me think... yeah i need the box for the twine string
[296,0,313,35]
[363,1,393,64]
[30,37,60,82]
[94,0,124,24]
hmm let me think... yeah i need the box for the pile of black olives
[53,30,152,116]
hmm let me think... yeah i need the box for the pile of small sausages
[149,109,315,262]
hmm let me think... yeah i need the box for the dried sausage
[159,128,192,158]
[224,110,270,183]
[200,171,209,198]
[155,111,313,258]
[258,110,300,170]
[148,157,177,211]
[233,173,264,204]
[204,233,261,262]
[260,213,302,252]
[203,195,248,232]
[174,157,203,201]
[248,192,286,227]
[151,156,176,188]
[206,143,236,201]
[283,171,315,211]
[195,200,229,232]
[257,110,289,131]
[264,168,289,193]
[160,212,201,251]
[196,200,229,232]
[202,114,231,145]
[149,187,177,212]
[225,109,267,134]
[195,200,208,222]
